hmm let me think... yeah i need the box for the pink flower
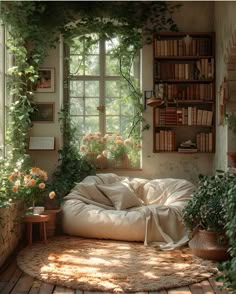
[97,154,103,160]
[110,145,115,151]
[38,183,46,189]
[124,138,131,145]
[49,191,56,199]
[116,139,123,145]
[102,150,108,158]
[80,145,87,152]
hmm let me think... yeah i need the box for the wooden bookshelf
[152,32,215,153]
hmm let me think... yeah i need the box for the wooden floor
[0,245,230,294]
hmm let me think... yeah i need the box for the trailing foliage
[49,104,96,202]
[0,1,179,205]
[217,172,236,292]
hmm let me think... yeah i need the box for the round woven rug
[17,236,219,293]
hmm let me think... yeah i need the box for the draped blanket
[62,173,195,250]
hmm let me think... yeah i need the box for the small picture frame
[29,137,55,150]
[36,68,55,93]
[31,102,54,123]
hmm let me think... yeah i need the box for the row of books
[155,107,213,126]
[154,83,214,101]
[154,59,214,81]
[196,132,213,152]
[155,130,176,152]
[154,37,212,57]
[155,131,213,153]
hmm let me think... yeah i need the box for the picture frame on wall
[36,68,55,92]
[30,102,54,123]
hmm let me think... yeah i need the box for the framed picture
[29,137,55,150]
[36,68,55,92]
[31,102,54,123]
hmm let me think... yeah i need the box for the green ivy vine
[0,1,180,203]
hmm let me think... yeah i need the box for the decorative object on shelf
[36,68,55,93]
[30,102,55,123]
[182,171,232,261]
[152,32,215,154]
[8,167,56,214]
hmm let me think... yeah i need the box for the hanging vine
[0,1,180,202]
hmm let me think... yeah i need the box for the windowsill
[96,168,143,172]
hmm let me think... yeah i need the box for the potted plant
[182,170,233,261]
[7,166,56,214]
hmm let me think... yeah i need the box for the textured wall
[0,200,25,267]
[214,1,236,171]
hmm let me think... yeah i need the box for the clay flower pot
[189,230,230,262]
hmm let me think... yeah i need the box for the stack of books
[178,140,198,153]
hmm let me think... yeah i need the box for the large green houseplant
[182,171,233,261]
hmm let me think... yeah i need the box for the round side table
[23,214,50,247]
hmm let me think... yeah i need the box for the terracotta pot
[227,152,236,167]
[189,230,230,261]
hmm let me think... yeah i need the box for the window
[66,34,140,144]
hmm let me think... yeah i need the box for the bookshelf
[152,32,215,153]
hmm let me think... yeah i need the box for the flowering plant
[8,167,56,207]
[80,132,105,154]
[80,132,141,168]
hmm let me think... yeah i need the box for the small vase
[114,154,130,169]
[189,230,230,261]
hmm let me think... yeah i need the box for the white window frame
[67,36,140,140]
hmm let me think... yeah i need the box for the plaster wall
[214,1,236,171]
[141,1,214,185]
[30,1,215,185]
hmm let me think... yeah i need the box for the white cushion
[97,182,142,210]
[74,183,113,206]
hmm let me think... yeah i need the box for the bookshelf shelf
[154,79,214,83]
[152,32,215,153]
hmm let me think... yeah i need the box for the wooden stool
[23,214,50,247]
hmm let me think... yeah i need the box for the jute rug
[17,236,219,293]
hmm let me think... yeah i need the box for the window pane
[106,116,120,134]
[85,116,99,133]
[69,56,83,75]
[121,102,134,116]
[105,98,120,115]
[121,116,133,137]
[70,98,84,115]
[85,55,99,76]
[105,38,119,53]
[70,80,83,97]
[85,98,99,115]
[85,81,99,97]
[105,55,120,76]
[105,80,120,98]
[71,116,85,135]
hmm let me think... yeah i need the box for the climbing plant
[0,1,180,202]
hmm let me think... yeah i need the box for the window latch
[96,105,105,112]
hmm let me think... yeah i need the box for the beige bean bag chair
[62,173,195,250]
